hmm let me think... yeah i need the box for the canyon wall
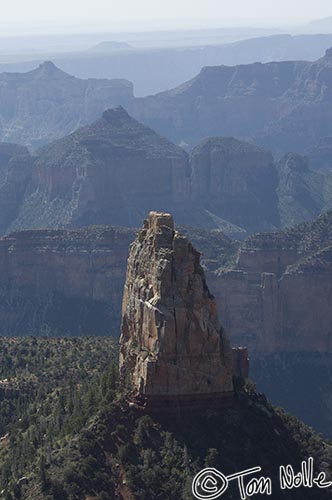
[0,226,135,336]
[205,212,332,435]
[191,137,279,232]
[0,224,237,338]
[0,211,331,357]
[208,212,332,353]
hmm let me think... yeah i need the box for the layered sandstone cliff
[119,212,239,406]
[5,107,196,233]
[208,211,332,353]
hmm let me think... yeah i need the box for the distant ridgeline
[0,224,236,337]
[4,46,332,155]
[131,46,332,155]
[1,106,332,238]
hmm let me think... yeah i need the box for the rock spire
[119,212,242,409]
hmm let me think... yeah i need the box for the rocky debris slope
[0,62,133,149]
[0,143,29,183]
[119,211,246,408]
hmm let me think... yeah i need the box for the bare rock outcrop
[119,212,238,408]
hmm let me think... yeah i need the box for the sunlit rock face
[119,211,236,406]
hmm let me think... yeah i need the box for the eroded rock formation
[119,212,239,407]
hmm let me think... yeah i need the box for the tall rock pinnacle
[119,212,239,410]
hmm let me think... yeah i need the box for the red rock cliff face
[119,212,236,405]
[208,215,332,353]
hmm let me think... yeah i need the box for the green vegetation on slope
[0,337,118,499]
[0,338,331,500]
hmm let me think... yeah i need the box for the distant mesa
[119,211,249,412]
[308,16,332,32]
[89,41,133,53]
[191,137,279,232]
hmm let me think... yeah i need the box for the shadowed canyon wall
[0,227,134,336]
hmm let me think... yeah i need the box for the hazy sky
[0,0,331,33]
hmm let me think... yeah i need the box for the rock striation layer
[119,212,240,409]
